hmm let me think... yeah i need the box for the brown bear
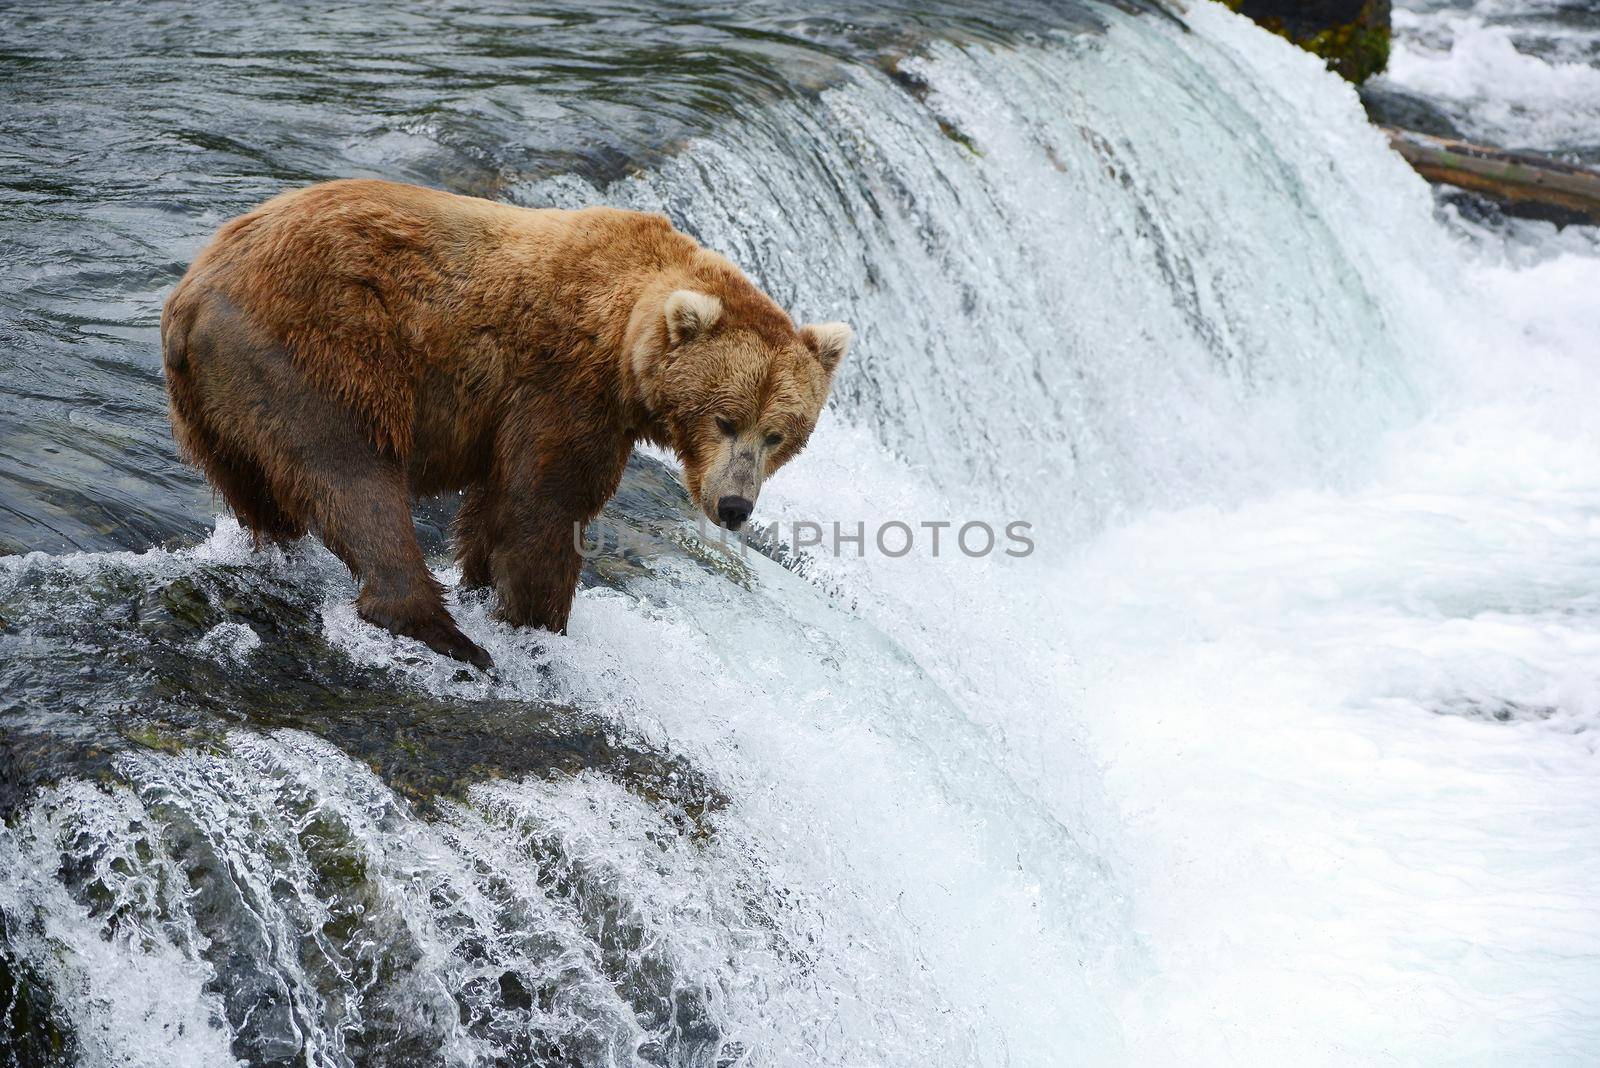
[161,179,851,669]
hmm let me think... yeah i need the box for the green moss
[937,119,983,157]
[1226,0,1391,83]
[1303,20,1391,83]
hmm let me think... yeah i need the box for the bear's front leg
[492,524,582,632]
[487,427,631,633]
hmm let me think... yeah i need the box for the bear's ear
[800,322,852,374]
[663,290,723,347]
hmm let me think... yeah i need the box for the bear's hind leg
[281,432,493,669]
[212,451,308,544]
[168,345,305,545]
[181,298,491,670]
[192,437,308,546]
[313,467,493,671]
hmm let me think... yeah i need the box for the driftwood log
[1382,126,1600,227]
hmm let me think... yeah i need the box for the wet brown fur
[161,179,846,668]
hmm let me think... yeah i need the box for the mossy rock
[1228,0,1391,83]
[0,915,75,1068]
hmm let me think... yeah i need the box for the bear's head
[635,287,850,531]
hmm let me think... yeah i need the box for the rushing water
[1377,0,1600,162]
[3,1,1600,1065]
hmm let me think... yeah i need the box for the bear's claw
[424,625,494,671]
[361,603,494,671]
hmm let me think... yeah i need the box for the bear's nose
[717,495,753,530]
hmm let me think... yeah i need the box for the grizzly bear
[161,179,851,669]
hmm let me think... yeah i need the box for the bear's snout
[716,495,753,531]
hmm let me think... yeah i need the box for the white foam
[197,619,262,662]
[0,782,240,1068]
[1381,9,1600,151]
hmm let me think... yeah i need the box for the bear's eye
[715,417,737,437]
[764,432,783,448]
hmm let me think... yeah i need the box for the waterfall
[530,8,1436,531]
[4,3,1598,1066]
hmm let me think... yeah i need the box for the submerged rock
[0,916,74,1068]
[1228,0,1391,83]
